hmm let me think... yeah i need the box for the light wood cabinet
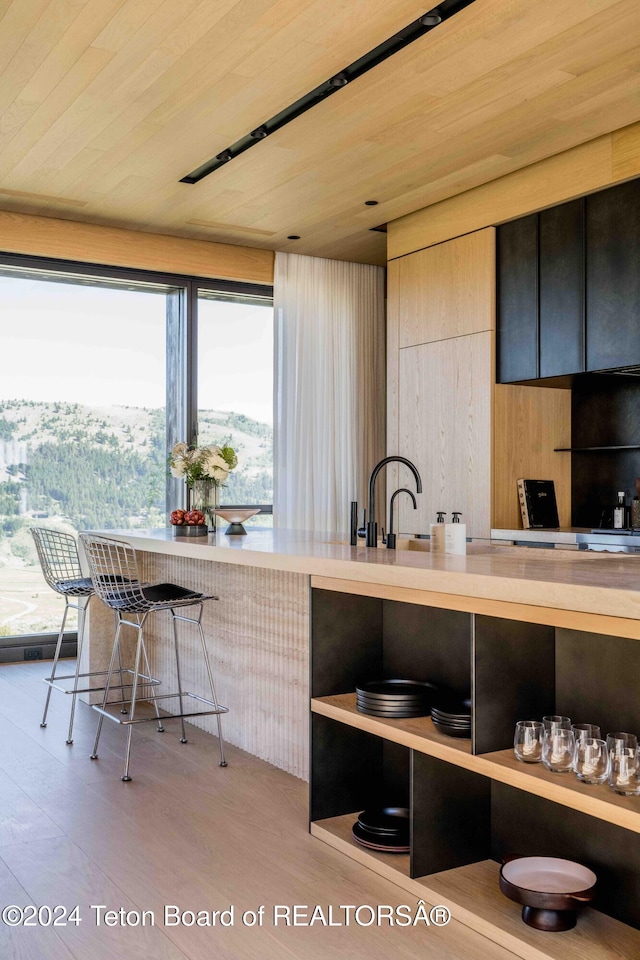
[389,225,572,533]
[395,229,495,348]
[398,332,493,537]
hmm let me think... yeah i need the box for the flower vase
[190,480,221,532]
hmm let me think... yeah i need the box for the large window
[0,267,169,637]
[197,288,273,519]
[0,259,273,640]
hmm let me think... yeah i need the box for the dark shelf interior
[570,375,640,526]
[310,589,640,929]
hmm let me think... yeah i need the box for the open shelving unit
[309,580,640,960]
[312,693,640,834]
[311,815,638,960]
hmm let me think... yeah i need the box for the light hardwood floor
[0,659,519,960]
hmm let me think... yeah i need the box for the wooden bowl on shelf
[499,856,597,931]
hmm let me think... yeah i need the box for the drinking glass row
[514,716,640,796]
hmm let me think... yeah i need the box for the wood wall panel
[493,384,572,529]
[396,230,496,348]
[398,332,493,538]
[0,210,274,283]
[85,555,309,780]
[388,120,640,258]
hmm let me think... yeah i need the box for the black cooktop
[590,528,640,536]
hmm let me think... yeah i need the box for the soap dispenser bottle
[446,512,467,555]
[430,512,446,554]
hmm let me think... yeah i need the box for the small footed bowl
[213,508,260,535]
[499,856,596,931]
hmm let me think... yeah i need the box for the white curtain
[273,252,385,533]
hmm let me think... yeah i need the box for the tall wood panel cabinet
[388,227,572,534]
[398,332,493,537]
[388,229,495,538]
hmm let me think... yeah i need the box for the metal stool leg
[171,611,188,744]
[140,634,164,733]
[122,626,144,782]
[41,598,70,728]
[196,613,227,767]
[90,617,123,760]
[66,596,89,744]
[115,611,128,714]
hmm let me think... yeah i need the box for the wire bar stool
[80,534,228,781]
[30,527,159,744]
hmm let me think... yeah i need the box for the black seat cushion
[142,583,204,605]
[95,577,205,610]
[56,577,94,596]
[95,575,140,608]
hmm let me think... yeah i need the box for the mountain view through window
[0,272,273,638]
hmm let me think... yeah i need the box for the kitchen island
[84,527,640,778]
[83,527,640,960]
[93,526,640,616]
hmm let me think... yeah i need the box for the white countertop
[96,527,640,621]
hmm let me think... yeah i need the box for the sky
[0,276,273,424]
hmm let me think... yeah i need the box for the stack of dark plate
[352,807,410,853]
[355,679,439,718]
[431,696,472,738]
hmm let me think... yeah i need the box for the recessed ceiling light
[420,10,442,26]
[328,74,348,88]
[364,200,379,206]
[250,127,268,139]
[287,235,301,240]
[216,150,232,162]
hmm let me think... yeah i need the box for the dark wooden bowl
[499,856,597,931]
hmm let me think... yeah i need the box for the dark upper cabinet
[539,199,584,378]
[497,200,587,384]
[586,179,640,372]
[497,214,538,383]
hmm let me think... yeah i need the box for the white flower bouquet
[169,441,238,488]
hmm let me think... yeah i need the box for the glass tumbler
[606,732,638,753]
[543,715,572,734]
[608,747,640,796]
[572,723,601,743]
[607,733,640,796]
[574,737,609,784]
[514,720,544,763]
[543,728,576,773]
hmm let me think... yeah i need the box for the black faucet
[366,456,422,547]
[386,488,417,550]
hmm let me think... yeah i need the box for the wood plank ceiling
[0,0,639,266]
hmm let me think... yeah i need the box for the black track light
[180,0,476,184]
[287,235,300,240]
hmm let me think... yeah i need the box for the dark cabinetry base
[310,587,640,940]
